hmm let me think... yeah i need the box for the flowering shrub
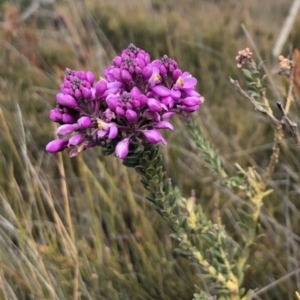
[44,45,299,300]
[46,44,202,158]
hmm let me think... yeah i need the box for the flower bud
[136,58,145,68]
[125,109,138,123]
[56,124,79,136]
[142,67,152,80]
[143,129,167,145]
[108,124,118,139]
[62,113,75,124]
[135,66,142,75]
[63,81,71,88]
[172,69,182,81]
[50,108,62,123]
[151,85,170,97]
[78,71,86,80]
[130,87,140,98]
[46,139,68,154]
[115,138,130,159]
[111,68,120,81]
[171,89,181,99]
[82,88,92,100]
[106,95,119,110]
[86,71,95,85]
[78,116,92,129]
[159,65,167,76]
[75,89,82,98]
[121,70,132,83]
[63,88,72,95]
[180,97,200,107]
[161,96,174,108]
[147,98,161,112]
[113,56,122,66]
[95,80,108,97]
[132,100,141,109]
[69,134,84,146]
[116,106,125,117]
[126,102,133,110]
[154,121,174,131]
[184,90,201,97]
[162,112,175,119]
[181,104,200,112]
[56,93,78,108]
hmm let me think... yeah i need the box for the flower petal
[69,134,84,146]
[154,121,174,131]
[144,129,167,145]
[97,129,107,139]
[108,124,118,139]
[162,112,175,119]
[180,97,200,107]
[115,138,130,159]
[147,98,161,112]
[56,124,78,136]
[152,85,170,97]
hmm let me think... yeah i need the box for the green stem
[125,144,240,297]
[184,119,228,179]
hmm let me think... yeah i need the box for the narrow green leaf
[242,69,253,80]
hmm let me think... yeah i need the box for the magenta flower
[97,120,119,140]
[46,44,202,158]
[173,72,197,91]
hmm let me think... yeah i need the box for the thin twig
[285,64,295,114]
[261,126,283,187]
[277,102,300,145]
[253,268,300,297]
[229,77,281,126]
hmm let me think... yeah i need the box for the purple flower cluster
[46,44,202,159]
